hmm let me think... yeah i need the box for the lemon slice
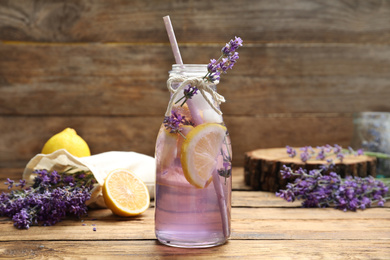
[181,123,227,188]
[156,125,178,171]
[176,125,194,158]
[102,169,150,216]
[173,103,192,121]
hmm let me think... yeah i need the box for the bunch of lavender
[174,37,243,106]
[0,169,95,229]
[286,144,364,163]
[276,166,389,211]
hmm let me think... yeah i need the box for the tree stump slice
[244,148,377,192]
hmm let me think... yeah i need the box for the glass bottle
[154,64,232,248]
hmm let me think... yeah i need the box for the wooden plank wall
[0,0,390,168]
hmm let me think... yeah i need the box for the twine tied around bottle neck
[165,76,226,117]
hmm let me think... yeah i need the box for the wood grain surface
[1,2,389,258]
[1,0,390,168]
[1,43,389,116]
[0,115,353,167]
[0,0,389,43]
[0,167,389,259]
[1,240,389,259]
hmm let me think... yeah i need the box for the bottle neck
[169,64,208,78]
[168,64,217,92]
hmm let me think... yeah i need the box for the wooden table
[0,168,389,259]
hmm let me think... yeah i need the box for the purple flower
[207,59,219,73]
[175,85,200,106]
[217,158,232,181]
[276,165,389,212]
[208,71,221,83]
[360,197,371,209]
[276,189,295,202]
[164,111,184,133]
[299,146,314,163]
[0,169,94,229]
[12,208,31,229]
[289,144,365,164]
[163,111,193,135]
[316,148,326,160]
[286,146,296,158]
[4,178,14,189]
[183,85,198,98]
[205,37,242,83]
[15,180,26,189]
[336,152,345,162]
[280,165,294,179]
[300,152,311,163]
[324,144,333,153]
[63,175,75,184]
[221,36,243,55]
[356,149,364,156]
[333,144,342,154]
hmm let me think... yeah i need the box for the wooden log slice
[244,147,376,192]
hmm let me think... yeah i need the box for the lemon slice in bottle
[181,123,227,188]
[156,126,178,171]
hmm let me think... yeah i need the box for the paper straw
[162,15,230,240]
[163,15,183,65]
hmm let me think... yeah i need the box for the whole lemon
[41,128,91,157]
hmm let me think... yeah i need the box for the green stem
[178,131,187,140]
[174,95,186,105]
[363,151,390,159]
[223,135,232,161]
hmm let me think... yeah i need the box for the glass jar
[351,112,390,177]
[154,64,232,248]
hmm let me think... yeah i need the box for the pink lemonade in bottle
[154,64,232,248]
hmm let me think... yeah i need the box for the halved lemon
[181,123,227,188]
[102,169,150,217]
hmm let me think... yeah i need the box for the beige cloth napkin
[22,149,156,208]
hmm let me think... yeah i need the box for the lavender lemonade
[155,37,242,248]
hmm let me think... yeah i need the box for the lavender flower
[175,85,199,107]
[15,179,26,188]
[163,111,193,135]
[12,208,31,229]
[4,178,14,189]
[173,37,242,107]
[217,160,232,179]
[316,147,326,160]
[299,146,314,163]
[205,37,242,83]
[0,169,95,229]
[336,152,345,162]
[286,146,296,158]
[163,111,194,140]
[221,36,243,55]
[217,147,233,184]
[276,166,389,211]
[285,144,369,164]
[333,144,342,154]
